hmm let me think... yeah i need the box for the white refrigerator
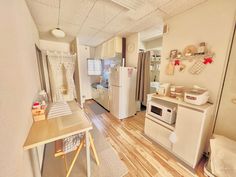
[109,67,137,119]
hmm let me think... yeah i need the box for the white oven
[147,100,177,124]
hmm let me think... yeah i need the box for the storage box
[33,114,46,122]
[32,105,47,121]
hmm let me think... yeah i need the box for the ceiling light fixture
[51,0,65,38]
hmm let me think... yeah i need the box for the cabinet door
[101,42,108,58]
[91,88,98,99]
[114,37,122,53]
[100,89,105,106]
[172,106,203,167]
[108,39,115,58]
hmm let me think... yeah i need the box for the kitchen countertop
[91,82,109,89]
[150,93,213,111]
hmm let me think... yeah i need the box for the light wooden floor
[84,100,206,177]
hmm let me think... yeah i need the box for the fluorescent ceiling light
[111,0,144,10]
[51,28,66,38]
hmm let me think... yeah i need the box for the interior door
[215,26,236,140]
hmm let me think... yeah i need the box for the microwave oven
[147,100,177,124]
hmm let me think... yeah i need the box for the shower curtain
[135,51,150,105]
[48,53,76,102]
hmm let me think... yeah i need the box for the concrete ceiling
[26,0,207,46]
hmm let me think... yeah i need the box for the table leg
[30,147,42,177]
[85,131,91,177]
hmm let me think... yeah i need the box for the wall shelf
[166,53,214,61]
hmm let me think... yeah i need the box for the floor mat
[88,102,107,115]
[42,124,128,177]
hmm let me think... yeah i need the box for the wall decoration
[166,42,214,76]
[189,60,206,75]
[169,49,178,59]
[197,42,207,55]
[174,59,186,72]
[189,57,213,75]
[165,61,175,75]
[177,52,182,58]
[183,45,197,56]
[127,43,135,53]
[179,64,186,72]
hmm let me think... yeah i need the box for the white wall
[39,39,70,52]
[0,0,41,176]
[78,45,93,102]
[160,0,236,104]
[126,33,139,67]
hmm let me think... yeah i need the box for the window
[87,59,102,75]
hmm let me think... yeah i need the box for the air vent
[111,0,144,10]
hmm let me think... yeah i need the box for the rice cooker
[184,89,209,105]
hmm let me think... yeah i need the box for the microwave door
[151,105,162,117]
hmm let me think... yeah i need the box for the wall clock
[127,43,135,53]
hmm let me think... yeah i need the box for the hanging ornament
[203,57,213,64]
[174,59,180,66]
[189,57,213,75]
[165,60,175,75]
[179,63,186,72]
[189,60,206,75]
[174,59,186,72]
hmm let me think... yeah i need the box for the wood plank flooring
[84,100,206,177]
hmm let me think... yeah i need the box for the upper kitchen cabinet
[101,37,122,59]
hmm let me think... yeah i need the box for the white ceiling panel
[147,0,172,8]
[26,0,208,46]
[102,13,133,34]
[26,0,58,27]
[80,0,124,31]
[78,27,98,44]
[29,0,59,8]
[120,9,164,34]
[159,0,207,17]
[61,0,96,29]
[125,2,156,21]
[87,31,113,46]
[139,25,163,41]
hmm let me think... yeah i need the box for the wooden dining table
[23,101,93,177]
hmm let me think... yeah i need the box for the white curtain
[48,53,76,102]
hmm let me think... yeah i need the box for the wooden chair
[54,133,99,177]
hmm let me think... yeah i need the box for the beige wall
[39,39,70,52]
[126,33,139,67]
[160,0,236,104]
[0,0,40,177]
[144,37,163,50]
